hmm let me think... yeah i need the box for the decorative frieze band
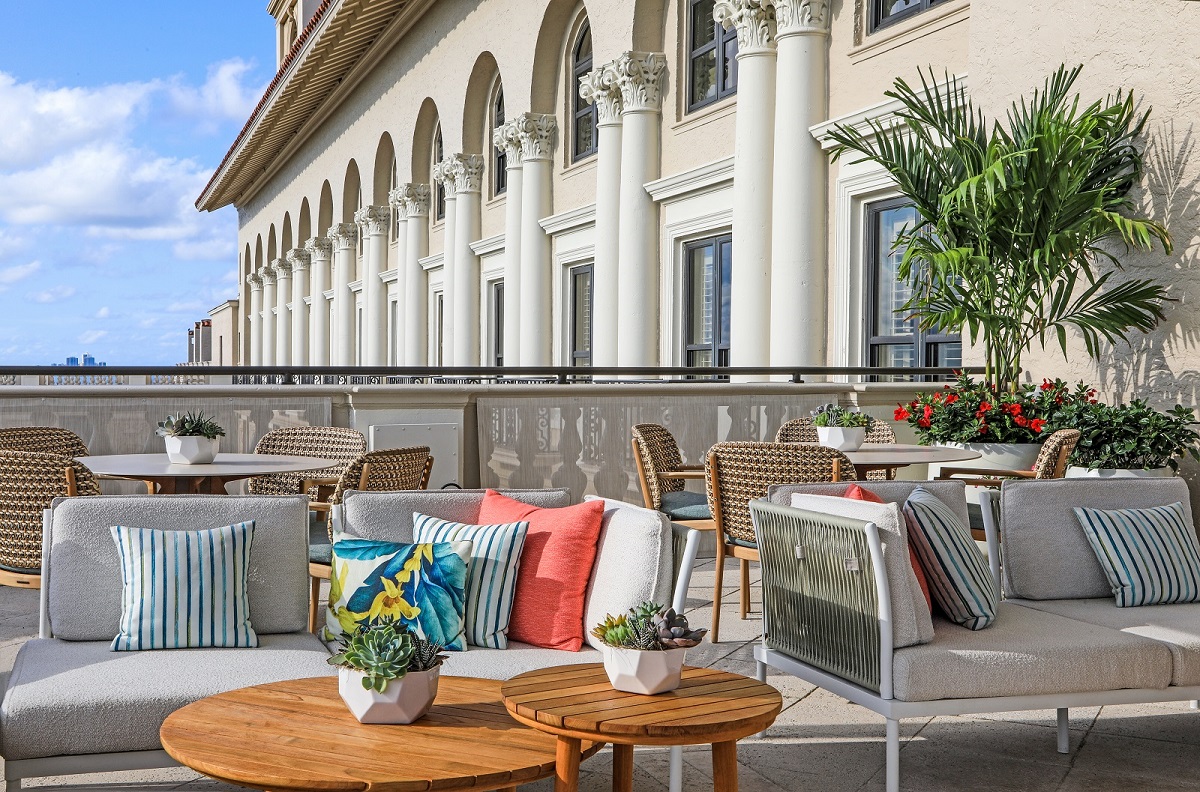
[579,63,624,124]
[355,205,391,236]
[771,0,830,35]
[714,0,777,55]
[513,113,558,162]
[285,248,311,272]
[330,222,358,250]
[613,52,668,114]
[304,236,332,259]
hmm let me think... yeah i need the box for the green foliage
[1063,401,1200,471]
[156,412,225,440]
[812,404,870,428]
[591,602,707,651]
[829,65,1171,391]
[328,616,445,692]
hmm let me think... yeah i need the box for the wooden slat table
[501,664,782,792]
[160,676,601,792]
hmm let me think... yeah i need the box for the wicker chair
[0,426,89,457]
[777,417,898,480]
[0,450,100,589]
[247,426,367,506]
[774,418,818,444]
[631,424,711,526]
[705,441,856,642]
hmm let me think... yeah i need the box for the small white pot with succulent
[328,617,446,724]
[592,601,707,695]
[156,412,225,465]
[812,404,870,452]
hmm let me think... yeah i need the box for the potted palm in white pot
[592,602,707,695]
[328,617,446,724]
[156,412,224,464]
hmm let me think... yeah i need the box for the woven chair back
[330,446,434,505]
[247,426,367,498]
[0,450,100,572]
[631,424,686,510]
[864,420,897,444]
[775,418,818,444]
[1033,429,1082,479]
[706,442,856,546]
[0,427,89,458]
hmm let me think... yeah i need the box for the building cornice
[646,157,735,202]
[470,234,506,257]
[540,203,597,235]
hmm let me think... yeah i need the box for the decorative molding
[387,188,409,218]
[513,113,558,161]
[354,205,390,235]
[771,0,830,35]
[304,235,332,258]
[285,248,311,271]
[540,203,597,235]
[380,268,400,284]
[810,73,968,149]
[849,0,970,63]
[418,252,444,272]
[323,289,335,301]
[470,233,506,257]
[493,120,525,168]
[330,222,358,249]
[395,183,431,217]
[646,157,735,203]
[432,157,461,198]
[853,0,864,46]
[451,153,485,194]
[349,279,363,294]
[579,62,624,125]
[714,0,777,55]
[613,52,668,114]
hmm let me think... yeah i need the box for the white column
[388,189,410,364]
[495,121,525,366]
[261,261,278,366]
[287,248,311,365]
[613,53,667,369]
[246,273,263,366]
[451,153,485,367]
[433,158,460,365]
[306,236,332,366]
[355,205,390,366]
[399,184,431,365]
[716,1,777,369]
[274,259,292,365]
[515,113,558,366]
[580,62,625,370]
[769,0,830,369]
[330,222,358,366]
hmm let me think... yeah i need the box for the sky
[0,3,277,365]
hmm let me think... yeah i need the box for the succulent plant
[156,411,225,440]
[591,613,632,647]
[653,607,708,649]
[811,404,870,429]
[328,617,445,692]
[592,602,706,651]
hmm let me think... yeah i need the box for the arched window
[433,125,445,221]
[493,85,507,197]
[572,22,597,162]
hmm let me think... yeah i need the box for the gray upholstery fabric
[582,497,674,651]
[788,494,935,648]
[1000,479,1194,601]
[1010,598,1200,686]
[892,602,1173,702]
[439,641,602,680]
[340,488,571,543]
[0,632,334,760]
[46,495,311,641]
[660,490,711,521]
[769,480,971,529]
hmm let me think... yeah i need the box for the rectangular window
[388,299,399,365]
[688,0,738,112]
[491,281,504,367]
[865,198,961,377]
[434,293,445,367]
[569,264,593,367]
[870,0,940,33]
[683,234,733,368]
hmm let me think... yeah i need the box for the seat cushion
[309,542,333,565]
[892,602,1173,702]
[0,632,335,761]
[660,490,711,521]
[1010,598,1200,686]
[340,489,571,544]
[438,641,602,680]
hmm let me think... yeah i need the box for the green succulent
[591,602,707,651]
[811,404,870,429]
[591,613,632,647]
[156,411,225,440]
[328,617,445,692]
[653,607,708,649]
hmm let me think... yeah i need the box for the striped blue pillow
[110,521,257,651]
[1074,502,1200,608]
[413,512,528,649]
[903,487,998,630]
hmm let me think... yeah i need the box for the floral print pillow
[325,538,473,651]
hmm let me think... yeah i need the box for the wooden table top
[160,676,600,792]
[500,664,782,747]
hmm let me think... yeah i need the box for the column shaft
[246,275,263,366]
[306,237,332,366]
[261,263,278,367]
[275,261,292,365]
[388,190,410,364]
[357,206,390,366]
[330,223,358,366]
[496,122,525,366]
[401,185,431,365]
[515,113,557,366]
[581,63,624,369]
[288,250,310,366]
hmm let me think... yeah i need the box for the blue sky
[0,4,276,365]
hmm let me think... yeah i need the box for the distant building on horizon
[55,354,105,367]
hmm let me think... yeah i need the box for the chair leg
[885,718,900,792]
[712,541,726,644]
[1056,708,1070,754]
[309,575,321,634]
[739,558,750,620]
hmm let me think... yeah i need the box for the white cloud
[78,329,108,344]
[95,306,110,318]
[30,285,76,303]
[0,260,39,286]
[166,60,266,127]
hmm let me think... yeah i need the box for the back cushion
[769,480,970,529]
[341,488,570,543]
[47,495,309,641]
[1001,478,1194,600]
[583,497,674,651]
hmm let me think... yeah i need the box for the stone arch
[341,160,361,224]
[372,132,396,205]
[462,52,502,155]
[530,0,591,114]
[266,225,278,263]
[280,212,293,254]
[254,235,264,269]
[298,198,312,243]
[318,181,334,234]
[411,98,440,183]
[242,242,252,281]
[632,0,669,52]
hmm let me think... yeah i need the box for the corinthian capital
[494,120,525,168]
[394,183,431,217]
[770,0,830,34]
[286,248,311,272]
[355,205,391,236]
[246,272,263,290]
[432,157,461,199]
[274,259,292,279]
[387,188,409,219]
[579,63,624,125]
[450,153,485,194]
[513,113,558,162]
[329,222,358,250]
[613,53,668,113]
[304,236,332,259]
[715,0,777,55]
[261,262,279,284]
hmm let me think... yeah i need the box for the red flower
[894,405,911,421]
[1055,395,1063,405]
[945,393,959,404]
[1005,403,1023,416]
[1014,415,1029,427]
[923,404,933,420]
[908,400,918,410]
[1041,379,1054,391]
[932,392,942,402]
[979,423,988,434]
[1030,418,1047,433]
[918,417,931,428]
[979,401,992,412]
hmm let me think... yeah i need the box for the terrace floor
[3,560,1199,791]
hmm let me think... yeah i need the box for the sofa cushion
[438,641,603,680]
[1009,598,1200,686]
[0,632,335,761]
[660,490,711,521]
[843,483,931,610]
[47,495,310,641]
[999,478,1194,601]
[340,488,571,544]
[770,480,971,529]
[892,602,1173,702]
[1074,502,1200,607]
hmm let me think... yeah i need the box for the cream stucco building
[199,0,1200,397]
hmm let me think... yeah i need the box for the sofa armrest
[979,490,1002,596]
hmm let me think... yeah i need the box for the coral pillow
[842,484,932,611]
[478,490,605,651]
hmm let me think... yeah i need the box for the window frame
[491,280,505,367]
[568,263,593,367]
[682,233,733,369]
[869,0,940,34]
[571,22,598,162]
[492,84,507,198]
[686,0,738,113]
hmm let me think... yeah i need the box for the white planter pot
[940,442,1042,472]
[817,426,867,452]
[338,665,440,724]
[1065,466,1175,479]
[164,435,219,465]
[602,646,688,695]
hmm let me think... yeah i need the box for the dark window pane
[872,204,918,337]
[570,266,592,366]
[688,245,714,346]
[723,37,739,91]
[692,0,716,47]
[719,239,732,345]
[691,52,717,105]
[575,114,594,157]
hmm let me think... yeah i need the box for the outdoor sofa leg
[668,745,683,792]
[885,718,900,792]
[1056,708,1070,754]
[756,660,766,683]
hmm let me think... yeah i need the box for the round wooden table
[78,452,339,494]
[842,443,982,478]
[160,676,601,792]
[501,664,782,792]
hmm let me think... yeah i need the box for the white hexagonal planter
[164,435,219,465]
[816,426,866,452]
[338,666,440,724]
[603,647,688,695]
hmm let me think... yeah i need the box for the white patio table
[77,453,339,494]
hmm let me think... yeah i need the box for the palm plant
[828,65,1172,390]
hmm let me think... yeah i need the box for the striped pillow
[1074,502,1200,607]
[413,513,528,649]
[903,487,998,630]
[110,521,257,651]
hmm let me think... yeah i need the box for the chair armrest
[937,466,1035,479]
[979,490,1002,595]
[658,470,705,480]
[679,464,706,471]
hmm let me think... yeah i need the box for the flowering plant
[894,373,1095,445]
